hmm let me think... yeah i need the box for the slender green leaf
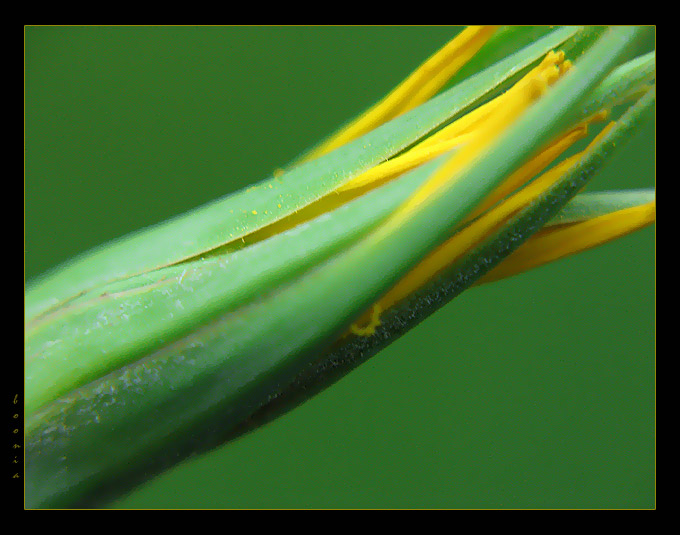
[577,50,655,120]
[546,189,656,225]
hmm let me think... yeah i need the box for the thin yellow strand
[335,132,475,194]
[304,26,499,161]
[476,202,656,285]
[349,304,383,337]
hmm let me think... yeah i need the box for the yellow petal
[303,26,499,161]
[476,201,656,285]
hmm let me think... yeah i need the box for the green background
[24,26,655,509]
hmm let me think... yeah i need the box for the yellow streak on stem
[335,133,475,194]
[349,149,581,328]
[349,304,383,336]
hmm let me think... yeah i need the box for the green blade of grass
[546,189,656,225]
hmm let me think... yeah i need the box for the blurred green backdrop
[24,26,655,509]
